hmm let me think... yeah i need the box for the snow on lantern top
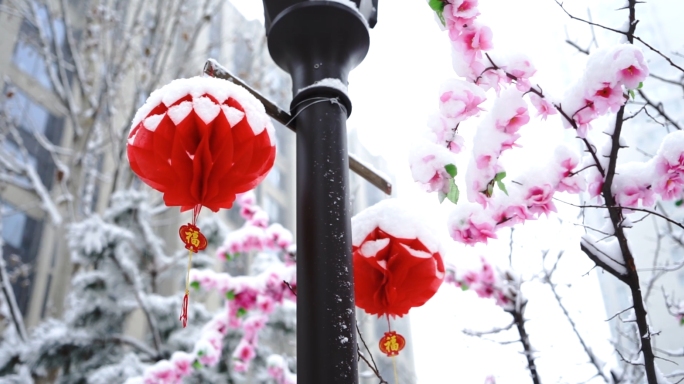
[351,198,443,255]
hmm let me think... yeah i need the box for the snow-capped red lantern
[352,199,445,360]
[127,76,276,327]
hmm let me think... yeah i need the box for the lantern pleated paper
[352,199,445,362]
[127,76,276,327]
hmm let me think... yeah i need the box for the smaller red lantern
[352,199,444,362]
[379,331,406,357]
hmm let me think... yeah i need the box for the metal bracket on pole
[203,59,392,196]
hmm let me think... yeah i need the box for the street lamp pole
[262,1,376,383]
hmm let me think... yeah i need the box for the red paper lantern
[127,76,276,212]
[352,200,445,318]
[353,227,445,317]
[127,77,276,327]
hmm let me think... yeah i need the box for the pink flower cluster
[421,0,656,247]
[189,263,296,328]
[451,146,584,245]
[561,44,648,138]
[137,312,231,384]
[445,257,516,310]
[216,191,293,257]
[266,354,297,384]
[409,81,486,194]
[232,315,267,373]
[606,131,684,209]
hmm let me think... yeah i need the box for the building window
[4,88,49,135]
[1,203,28,249]
[1,201,43,315]
[1,140,38,189]
[2,86,64,189]
[11,5,66,90]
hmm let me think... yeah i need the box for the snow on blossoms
[409,79,487,195]
[216,191,293,257]
[561,44,648,138]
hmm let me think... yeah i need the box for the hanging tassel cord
[386,315,399,384]
[180,249,193,328]
[392,356,399,384]
[180,205,201,328]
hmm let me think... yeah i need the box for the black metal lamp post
[261,1,378,383]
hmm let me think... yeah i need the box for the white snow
[130,76,275,144]
[193,96,221,124]
[221,105,245,127]
[580,234,628,275]
[142,113,164,132]
[359,238,390,257]
[351,198,442,254]
[297,78,349,96]
[167,101,193,125]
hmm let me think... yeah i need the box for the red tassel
[180,291,189,328]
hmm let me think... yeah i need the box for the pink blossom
[463,271,478,286]
[450,216,497,245]
[239,205,257,220]
[591,84,624,114]
[452,23,493,63]
[654,156,684,200]
[439,87,486,123]
[233,361,248,373]
[557,157,584,193]
[234,339,256,361]
[615,184,655,208]
[257,295,276,314]
[243,315,267,342]
[234,289,258,311]
[496,107,529,134]
[447,135,465,153]
[476,154,493,170]
[447,0,479,20]
[615,49,648,89]
[588,173,604,199]
[529,94,557,120]
[494,204,532,226]
[248,209,269,228]
[170,352,193,379]
[236,191,256,207]
[476,69,508,93]
[145,361,178,384]
[526,184,557,216]
[268,366,285,380]
[499,134,521,152]
[198,349,220,366]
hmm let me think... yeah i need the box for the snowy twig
[554,0,684,74]
[356,322,387,384]
[109,253,162,357]
[543,252,611,383]
[0,250,28,342]
[508,299,542,384]
[463,320,515,337]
